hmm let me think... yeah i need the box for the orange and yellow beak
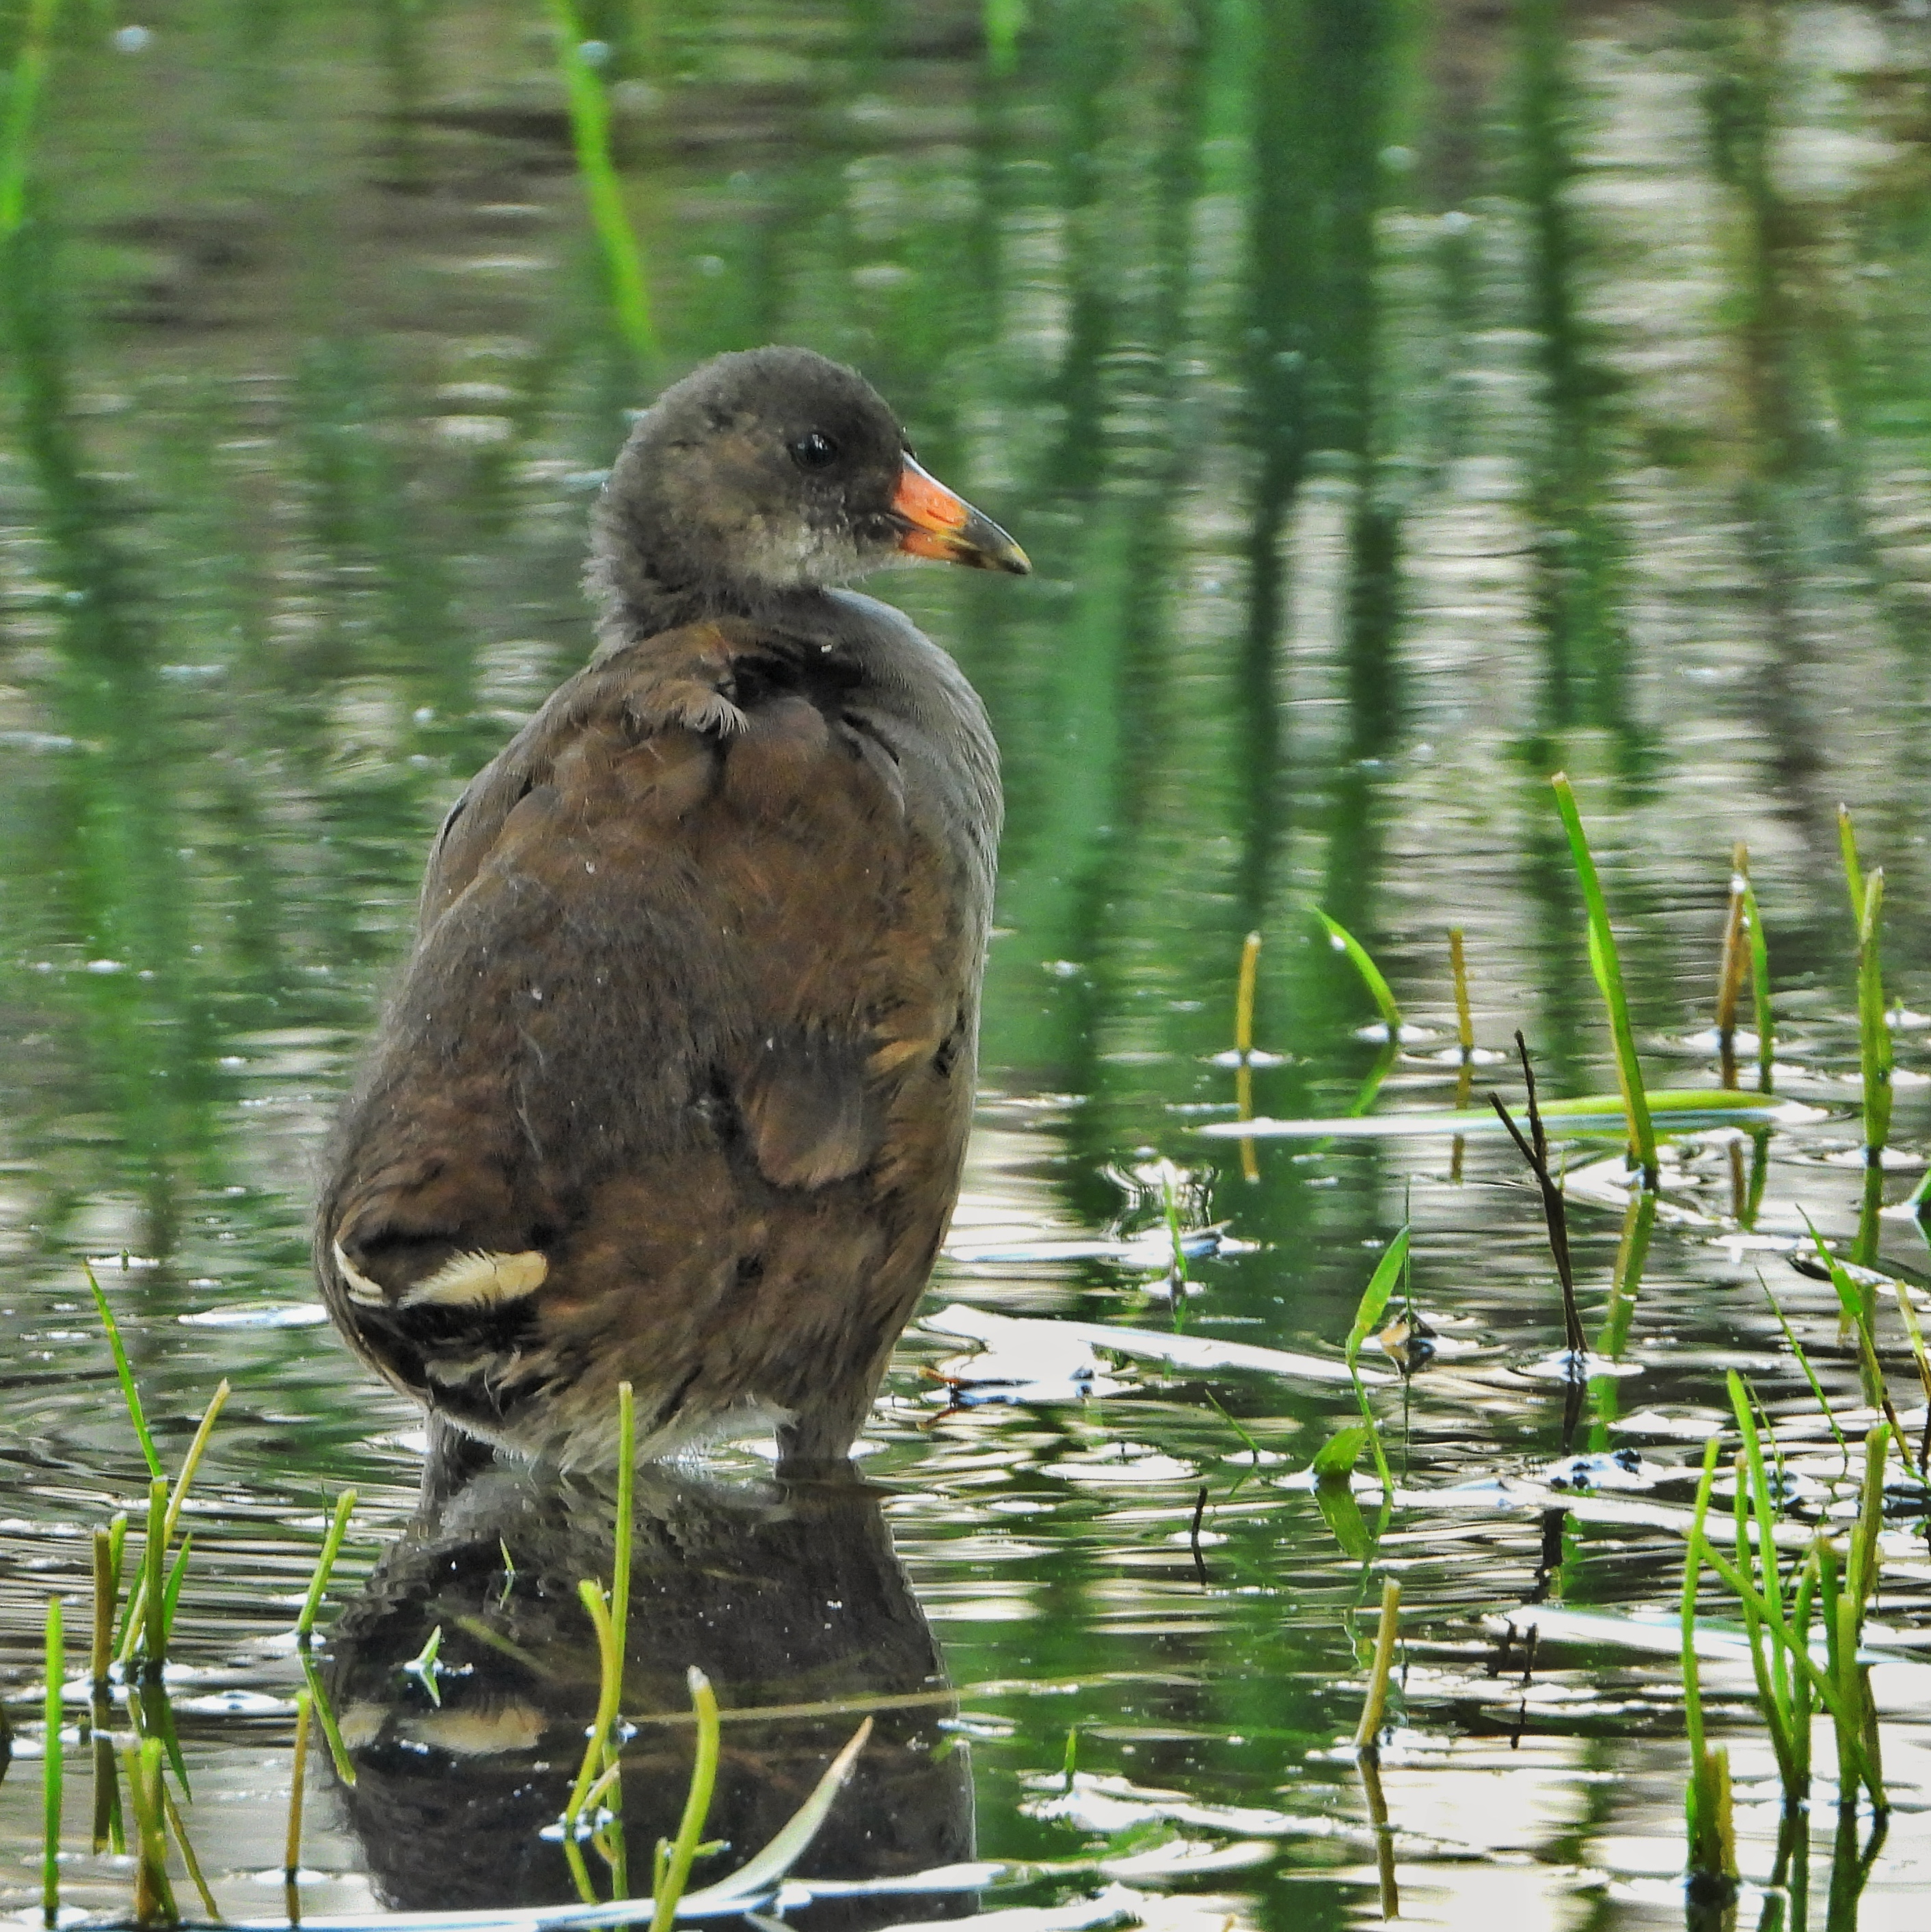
[891,456,1031,575]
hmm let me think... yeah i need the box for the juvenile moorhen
[314,347,1027,1469]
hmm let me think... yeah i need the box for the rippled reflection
[4,1,1931,1927]
[329,1449,970,1922]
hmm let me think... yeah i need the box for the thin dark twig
[1524,1044,1550,1174]
[1487,1626,1514,1680]
[1189,1486,1208,1587]
[1489,1033,1586,1359]
[1530,1507,1565,1602]
[1558,1371,1584,1457]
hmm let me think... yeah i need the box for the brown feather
[316,606,997,1468]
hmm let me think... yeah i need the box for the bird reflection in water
[325,1443,972,1924]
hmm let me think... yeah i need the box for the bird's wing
[417,620,755,931]
[319,618,979,1356]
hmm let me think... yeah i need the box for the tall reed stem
[1353,1580,1402,1749]
[285,1690,311,1884]
[1740,873,1773,1092]
[1716,846,1748,1090]
[1234,931,1260,1183]
[1854,867,1891,1267]
[612,1382,634,1675]
[42,1597,62,1927]
[123,1737,176,1925]
[1550,775,1658,1186]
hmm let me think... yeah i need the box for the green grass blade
[1757,1270,1848,1468]
[545,0,656,369]
[0,0,60,241]
[1550,775,1658,1185]
[1681,1438,1719,1767]
[1726,1372,1798,1768]
[1805,1218,1869,1332]
[1800,1214,1902,1432]
[985,0,1025,73]
[299,1646,358,1789]
[1203,1392,1265,1499]
[115,1379,230,1676]
[1838,805,1864,927]
[139,1475,169,1670]
[297,1490,357,1641]
[651,1667,722,1929]
[680,1713,872,1910]
[1341,1229,1407,1503]
[1312,1425,1373,1477]
[1856,868,1892,1159]
[124,1736,176,1924]
[1346,1229,1410,1365]
[42,1594,62,1924]
[1692,1537,1878,1797]
[1313,1473,1373,1559]
[1729,1476,1798,1797]
[1315,909,1402,1035]
[163,1378,228,1543]
[83,1263,164,1481]
[1889,1282,1931,1474]
[1740,881,1773,1092]
[1344,1038,1400,1121]
[1850,1425,1887,1612]
[161,1533,192,1643]
[563,1580,623,1902]
[1790,1556,1817,1782]
[158,1773,219,1920]
[139,1667,191,1803]
[405,1624,445,1708]
[1595,1187,1656,1362]
[1725,1371,1786,1628]
[1818,1538,1843,1685]
[1840,813,1889,1260]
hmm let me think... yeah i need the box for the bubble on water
[112,25,152,52]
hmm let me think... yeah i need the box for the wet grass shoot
[1550,773,1659,1186]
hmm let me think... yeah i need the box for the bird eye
[787,431,839,471]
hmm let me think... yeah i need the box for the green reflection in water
[4,0,1931,1922]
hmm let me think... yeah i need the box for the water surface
[5,2,1931,1926]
